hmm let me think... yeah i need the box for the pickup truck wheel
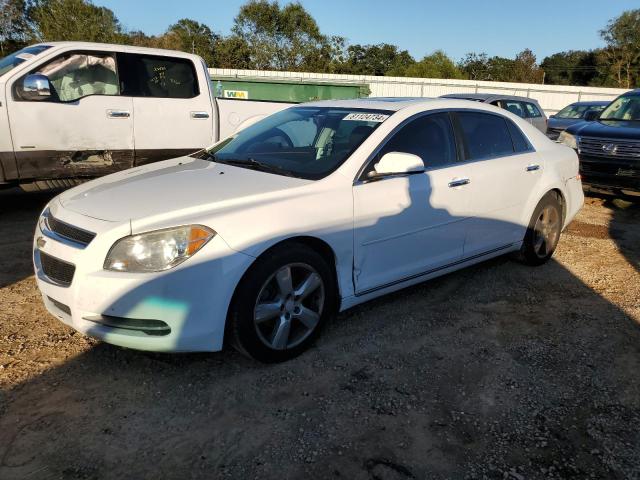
[520,192,562,266]
[228,244,336,363]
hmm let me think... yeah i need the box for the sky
[96,0,639,61]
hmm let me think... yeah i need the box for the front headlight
[104,225,215,272]
[558,131,578,149]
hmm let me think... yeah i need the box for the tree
[28,0,124,44]
[540,50,600,86]
[600,9,640,88]
[458,53,517,82]
[232,0,331,71]
[0,0,31,54]
[405,50,463,79]
[339,43,414,76]
[458,52,491,80]
[512,48,544,83]
[213,35,252,69]
[162,19,218,66]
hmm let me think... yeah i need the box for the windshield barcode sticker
[343,113,389,122]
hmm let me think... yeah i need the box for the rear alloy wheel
[228,244,336,362]
[521,192,562,266]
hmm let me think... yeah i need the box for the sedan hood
[58,157,311,222]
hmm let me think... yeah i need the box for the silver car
[440,93,548,133]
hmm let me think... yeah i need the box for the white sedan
[33,98,583,362]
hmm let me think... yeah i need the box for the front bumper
[33,200,254,352]
[579,154,640,194]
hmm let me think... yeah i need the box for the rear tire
[520,192,563,266]
[227,243,337,363]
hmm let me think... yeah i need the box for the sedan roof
[440,93,541,104]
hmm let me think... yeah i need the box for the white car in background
[33,98,583,362]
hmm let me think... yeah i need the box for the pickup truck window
[600,95,640,121]
[34,53,119,102]
[118,53,198,99]
[0,45,51,77]
[206,107,391,180]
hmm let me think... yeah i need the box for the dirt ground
[0,188,638,480]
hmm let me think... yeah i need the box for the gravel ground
[0,188,639,480]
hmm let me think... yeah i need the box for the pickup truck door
[116,53,214,166]
[6,50,134,181]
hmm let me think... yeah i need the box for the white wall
[210,68,630,114]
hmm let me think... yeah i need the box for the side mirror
[583,109,600,122]
[549,114,556,119]
[370,152,425,178]
[21,74,51,101]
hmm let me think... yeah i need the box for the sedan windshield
[599,95,640,121]
[556,104,606,119]
[0,45,51,77]
[205,107,391,179]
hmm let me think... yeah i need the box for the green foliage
[599,9,640,88]
[339,43,414,76]
[0,0,31,54]
[231,0,329,71]
[405,50,463,79]
[164,19,218,66]
[0,0,637,87]
[28,0,124,43]
[540,50,600,86]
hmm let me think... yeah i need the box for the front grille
[40,251,76,287]
[46,213,96,246]
[578,136,640,159]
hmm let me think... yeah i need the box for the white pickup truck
[0,42,291,190]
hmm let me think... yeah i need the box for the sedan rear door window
[456,112,514,160]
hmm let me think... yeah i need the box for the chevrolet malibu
[33,98,583,362]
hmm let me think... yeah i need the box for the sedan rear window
[206,107,391,179]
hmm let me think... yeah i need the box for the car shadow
[0,188,59,288]
[1,181,639,479]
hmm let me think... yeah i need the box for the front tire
[520,192,563,266]
[227,243,337,363]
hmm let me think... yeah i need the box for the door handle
[448,178,471,188]
[191,111,210,119]
[526,164,541,172]
[107,110,130,118]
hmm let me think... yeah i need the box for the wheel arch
[226,235,342,326]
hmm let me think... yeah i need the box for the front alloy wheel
[254,263,325,350]
[228,243,336,362]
